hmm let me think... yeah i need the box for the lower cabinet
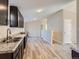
[72,50,79,59]
[13,40,24,59]
[15,47,22,59]
[0,39,24,59]
[23,36,27,49]
[15,52,20,59]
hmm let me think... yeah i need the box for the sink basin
[0,37,22,43]
[14,37,22,40]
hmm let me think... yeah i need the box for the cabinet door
[19,47,22,59]
[14,49,20,59]
[15,46,23,59]
[72,50,79,59]
[10,6,18,27]
[15,53,20,59]
[18,11,24,27]
[15,55,19,59]
[0,0,8,25]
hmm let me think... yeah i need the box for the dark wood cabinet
[0,39,24,59]
[10,6,24,27]
[72,50,79,59]
[10,6,18,27]
[13,40,24,59]
[24,36,27,49]
[18,11,24,27]
[0,0,8,25]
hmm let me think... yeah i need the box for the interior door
[63,19,72,43]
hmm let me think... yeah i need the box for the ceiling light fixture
[36,9,43,13]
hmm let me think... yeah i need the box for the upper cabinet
[10,6,24,27]
[0,0,8,25]
[18,11,24,27]
[10,6,18,27]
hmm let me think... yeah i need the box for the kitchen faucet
[7,28,11,40]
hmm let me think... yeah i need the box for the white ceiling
[64,0,76,13]
[9,0,74,22]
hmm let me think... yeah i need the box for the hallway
[23,38,59,59]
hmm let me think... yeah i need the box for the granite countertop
[0,34,26,54]
[57,43,79,53]
[70,43,79,53]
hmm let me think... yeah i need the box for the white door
[63,19,72,43]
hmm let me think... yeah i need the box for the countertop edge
[0,34,26,54]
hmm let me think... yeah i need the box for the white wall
[0,26,8,39]
[24,18,51,43]
[0,26,24,40]
[25,20,41,37]
[55,1,76,59]
[47,10,63,44]
[63,0,77,46]
[46,0,76,45]
[40,19,51,43]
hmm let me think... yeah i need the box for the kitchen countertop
[70,43,79,53]
[0,34,26,54]
[52,42,79,59]
[61,43,79,53]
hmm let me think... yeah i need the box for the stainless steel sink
[1,37,22,43]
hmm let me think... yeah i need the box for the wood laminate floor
[23,37,60,59]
